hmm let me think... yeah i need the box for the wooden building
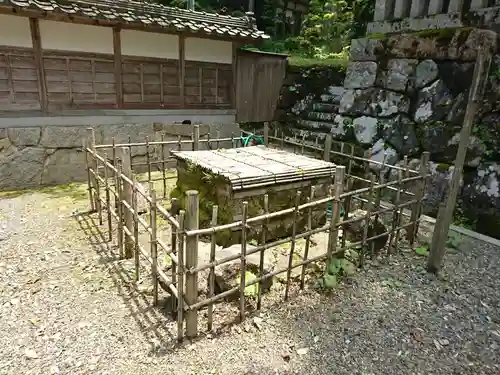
[0,0,279,118]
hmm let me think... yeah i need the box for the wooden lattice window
[43,52,116,109]
[121,57,180,107]
[185,61,232,106]
[0,48,41,111]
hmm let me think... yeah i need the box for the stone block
[344,62,377,89]
[349,38,383,61]
[41,148,87,185]
[7,127,42,147]
[40,126,95,148]
[339,88,410,117]
[352,116,378,145]
[376,59,418,92]
[415,60,439,89]
[0,147,45,190]
[414,80,452,124]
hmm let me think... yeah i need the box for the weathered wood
[29,18,47,111]
[207,205,218,331]
[83,138,95,211]
[360,174,375,267]
[323,134,332,161]
[263,122,269,146]
[185,190,199,338]
[179,35,186,106]
[170,197,179,314]
[428,48,490,274]
[103,151,112,241]
[327,166,345,259]
[121,147,134,258]
[388,170,403,255]
[116,165,124,259]
[239,201,248,321]
[132,179,140,281]
[300,187,314,289]
[150,188,159,306]
[285,191,301,301]
[257,194,268,310]
[193,125,200,151]
[177,210,186,342]
[407,151,430,243]
[113,27,123,107]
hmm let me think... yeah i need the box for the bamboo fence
[83,123,431,342]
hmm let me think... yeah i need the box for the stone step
[320,86,346,104]
[306,111,338,122]
[311,102,339,113]
[297,119,334,132]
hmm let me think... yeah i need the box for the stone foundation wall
[279,28,500,237]
[0,119,240,191]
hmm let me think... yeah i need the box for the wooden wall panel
[43,52,116,109]
[0,48,41,111]
[184,61,232,107]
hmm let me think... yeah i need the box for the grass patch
[288,55,348,68]
[0,182,89,201]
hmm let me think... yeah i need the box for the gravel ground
[1,187,499,375]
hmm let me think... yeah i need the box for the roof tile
[3,0,269,40]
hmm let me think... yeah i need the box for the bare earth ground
[1,185,500,375]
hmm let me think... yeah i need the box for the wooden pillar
[323,134,332,162]
[113,27,123,108]
[263,122,269,146]
[232,41,238,110]
[327,166,345,258]
[179,35,186,107]
[29,18,47,112]
[185,190,199,339]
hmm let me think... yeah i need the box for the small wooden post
[360,175,375,267]
[207,205,218,331]
[150,188,159,306]
[263,122,269,146]
[177,135,182,151]
[116,165,124,259]
[146,136,152,183]
[300,187,315,290]
[95,149,103,225]
[170,198,179,314]
[388,170,403,255]
[257,194,268,310]
[216,129,220,150]
[86,128,99,213]
[161,134,167,198]
[239,201,248,321]
[407,151,430,243]
[327,166,345,259]
[177,210,186,342]
[103,152,112,241]
[192,125,200,151]
[133,179,140,281]
[285,191,301,301]
[83,138,95,212]
[121,147,134,258]
[323,134,332,162]
[185,190,199,338]
[428,48,489,274]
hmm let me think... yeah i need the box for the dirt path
[1,186,499,375]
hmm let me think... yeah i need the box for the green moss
[413,27,473,46]
[436,163,451,172]
[365,33,388,40]
[0,182,88,201]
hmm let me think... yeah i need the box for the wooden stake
[177,210,186,342]
[327,166,345,259]
[407,151,430,243]
[285,191,301,301]
[323,134,332,162]
[341,177,352,249]
[216,130,220,150]
[193,125,200,151]
[185,190,199,338]
[264,122,269,146]
[257,194,268,310]
[83,138,95,212]
[146,136,152,183]
[161,134,167,198]
[150,189,159,305]
[360,174,375,267]
[121,147,134,258]
[207,205,218,331]
[103,152,112,241]
[116,165,124,259]
[388,170,403,255]
[300,187,315,290]
[239,201,248,321]
[428,48,489,274]
[95,149,103,226]
[133,179,140,281]
[170,198,179,314]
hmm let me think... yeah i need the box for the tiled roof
[3,0,270,40]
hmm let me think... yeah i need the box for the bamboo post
[360,175,375,267]
[86,128,101,215]
[323,134,332,162]
[263,122,269,146]
[257,194,268,310]
[216,130,220,149]
[177,210,186,342]
[239,201,248,321]
[103,152,112,241]
[301,133,306,155]
[95,150,103,225]
[327,166,345,259]
[161,134,167,198]
[83,138,95,211]
[170,198,179,314]
[284,191,301,301]
[193,125,200,151]
[146,136,152,183]
[407,151,430,243]
[116,165,124,259]
[300,187,314,290]
[185,190,199,338]
[207,205,218,331]
[150,188,159,306]
[231,131,236,148]
[121,147,134,258]
[428,48,489,274]
[280,130,284,149]
[341,177,352,249]
[133,179,140,281]
[177,135,182,151]
[388,170,403,255]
